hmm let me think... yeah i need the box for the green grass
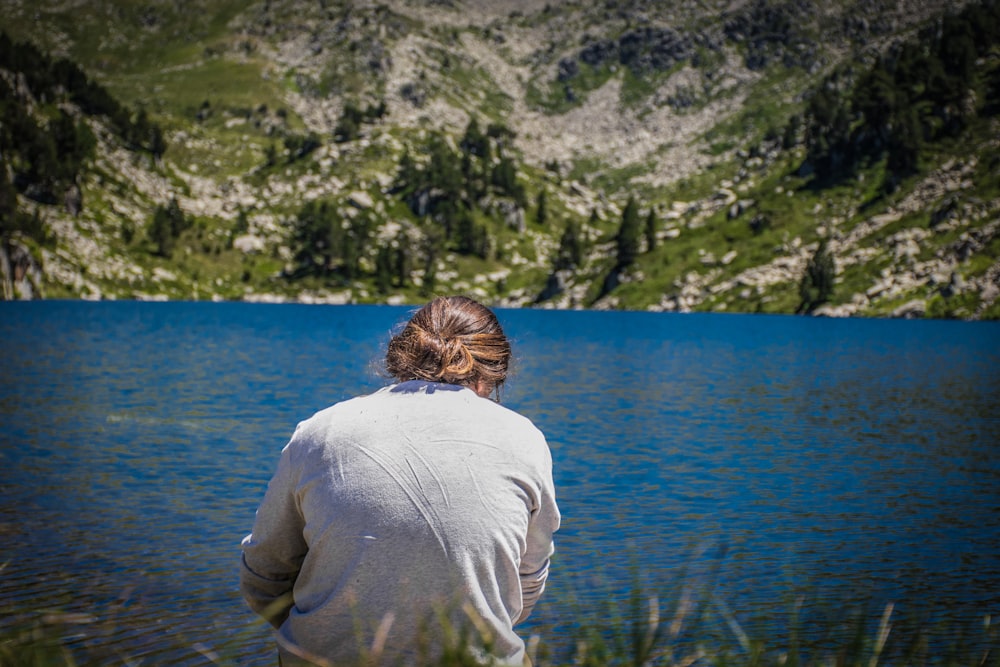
[5,583,997,667]
[432,47,515,122]
[620,65,682,110]
[526,62,616,115]
[697,68,808,156]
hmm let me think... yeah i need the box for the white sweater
[240,381,560,666]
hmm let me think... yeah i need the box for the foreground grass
[3,587,997,667]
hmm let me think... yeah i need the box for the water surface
[1,301,997,663]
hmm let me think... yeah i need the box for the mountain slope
[1,0,998,319]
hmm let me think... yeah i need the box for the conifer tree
[456,208,489,258]
[334,102,363,142]
[146,199,186,254]
[554,218,583,270]
[536,189,548,226]
[797,239,836,313]
[644,207,658,252]
[615,196,641,269]
[375,245,392,294]
[460,117,489,158]
[395,147,418,193]
[148,204,176,257]
[0,156,18,235]
[393,240,411,287]
[165,198,187,238]
[291,200,337,276]
[149,125,167,160]
[885,106,923,191]
[852,65,896,153]
[428,135,462,198]
[420,229,442,297]
[491,154,525,207]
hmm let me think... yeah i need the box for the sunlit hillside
[1,0,998,319]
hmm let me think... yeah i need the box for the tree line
[285,117,531,293]
[800,0,1000,190]
[0,31,167,244]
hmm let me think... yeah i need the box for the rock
[348,191,373,209]
[939,271,965,298]
[714,188,737,206]
[498,200,525,233]
[64,183,83,216]
[233,234,265,254]
[811,303,854,317]
[892,299,926,319]
[0,239,44,300]
[153,267,177,282]
[728,199,754,219]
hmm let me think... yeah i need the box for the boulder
[347,191,373,209]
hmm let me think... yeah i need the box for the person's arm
[239,438,308,628]
[516,444,561,625]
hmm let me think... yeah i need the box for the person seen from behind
[240,296,561,666]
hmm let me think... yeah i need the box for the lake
[1,301,998,664]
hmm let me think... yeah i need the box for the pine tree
[460,117,488,158]
[536,189,548,226]
[394,146,416,195]
[797,240,836,313]
[885,105,923,191]
[644,207,658,252]
[291,200,337,276]
[165,198,187,238]
[0,156,18,235]
[428,135,462,198]
[334,102,364,142]
[616,196,641,269]
[393,239,411,287]
[375,245,392,294]
[804,81,854,183]
[491,154,525,206]
[420,229,442,298]
[149,124,167,160]
[264,143,278,168]
[852,65,897,154]
[148,205,175,257]
[554,218,583,270]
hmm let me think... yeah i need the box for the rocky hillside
[1,0,998,319]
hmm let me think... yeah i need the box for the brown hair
[385,296,511,397]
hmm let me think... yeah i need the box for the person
[240,296,561,666]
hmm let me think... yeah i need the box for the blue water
[1,301,998,664]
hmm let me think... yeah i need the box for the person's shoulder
[292,387,391,433]
[479,397,547,443]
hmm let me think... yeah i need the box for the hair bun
[442,338,475,380]
[384,296,511,397]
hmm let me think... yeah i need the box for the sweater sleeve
[239,435,308,628]
[515,440,561,625]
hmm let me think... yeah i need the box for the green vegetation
[0,0,997,318]
[797,240,836,313]
[800,0,1000,190]
[3,581,998,666]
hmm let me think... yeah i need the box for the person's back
[240,297,560,666]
